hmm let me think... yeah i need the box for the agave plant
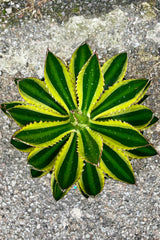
[1,43,158,201]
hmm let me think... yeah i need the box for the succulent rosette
[1,43,158,200]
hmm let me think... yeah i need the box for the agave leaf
[77,53,104,115]
[18,78,67,115]
[137,94,149,104]
[91,79,149,119]
[28,135,70,171]
[77,127,103,165]
[69,42,92,81]
[77,183,89,198]
[78,162,104,196]
[44,51,77,112]
[125,145,158,158]
[100,143,135,184]
[102,52,127,89]
[11,138,34,152]
[143,115,158,129]
[1,101,23,118]
[30,168,49,178]
[51,173,69,201]
[136,80,151,103]
[97,105,154,130]
[12,120,74,147]
[89,119,149,149]
[55,132,83,190]
[7,105,69,127]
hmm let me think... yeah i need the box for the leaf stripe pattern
[11,138,34,152]
[97,105,153,130]
[13,120,74,147]
[55,132,83,190]
[125,145,157,158]
[79,162,104,196]
[69,42,92,81]
[102,52,127,89]
[1,101,23,118]
[100,143,135,184]
[89,120,149,149]
[51,174,69,201]
[144,116,158,129]
[44,51,77,111]
[28,135,70,171]
[77,54,104,115]
[7,105,69,127]
[30,168,50,178]
[18,78,67,115]
[77,127,103,165]
[91,79,149,119]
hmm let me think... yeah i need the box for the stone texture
[0,1,160,239]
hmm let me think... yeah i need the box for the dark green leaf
[11,138,33,152]
[101,143,135,184]
[97,105,153,129]
[44,51,77,110]
[1,101,22,117]
[70,42,92,80]
[79,162,104,196]
[89,120,149,149]
[55,133,83,190]
[103,52,127,89]
[78,127,102,165]
[30,168,48,178]
[28,135,70,170]
[51,174,68,201]
[126,145,157,158]
[145,116,158,128]
[138,94,149,104]
[8,105,69,126]
[18,78,67,115]
[77,54,104,114]
[13,121,73,147]
[91,79,149,119]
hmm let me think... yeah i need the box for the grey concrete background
[0,1,160,239]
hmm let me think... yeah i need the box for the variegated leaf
[69,42,92,81]
[91,79,149,119]
[30,168,50,178]
[51,173,69,201]
[44,51,77,111]
[125,145,157,158]
[102,52,127,89]
[13,120,74,147]
[77,183,89,198]
[97,105,154,130]
[1,101,23,117]
[18,78,67,115]
[77,54,104,115]
[7,104,69,127]
[100,143,135,184]
[78,162,104,196]
[11,138,34,152]
[89,119,149,149]
[55,132,83,190]
[77,127,103,165]
[143,115,158,129]
[28,135,70,171]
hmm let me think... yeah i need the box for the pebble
[6,8,12,14]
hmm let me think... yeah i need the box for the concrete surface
[0,1,160,239]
